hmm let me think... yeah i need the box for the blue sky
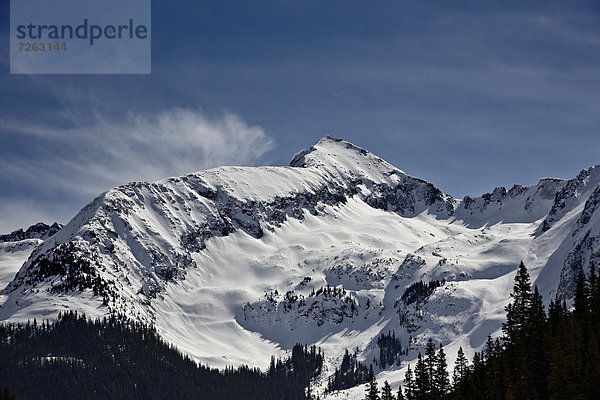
[1,0,600,232]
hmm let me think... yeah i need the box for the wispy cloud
[0,108,275,232]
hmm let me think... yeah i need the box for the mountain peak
[316,134,344,144]
[290,136,407,185]
[290,136,359,167]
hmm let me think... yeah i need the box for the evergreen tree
[502,262,533,399]
[502,261,533,344]
[452,346,469,386]
[527,286,548,400]
[404,364,416,400]
[397,386,406,400]
[484,335,495,361]
[381,380,395,400]
[435,344,450,397]
[470,352,485,400]
[414,353,428,400]
[269,355,276,376]
[424,338,436,397]
[365,365,380,400]
[547,300,578,400]
[482,335,502,400]
[589,262,600,331]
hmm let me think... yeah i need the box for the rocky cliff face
[542,166,600,232]
[0,222,63,243]
[455,178,566,227]
[557,184,600,299]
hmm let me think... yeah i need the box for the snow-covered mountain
[1,136,598,398]
[0,222,63,305]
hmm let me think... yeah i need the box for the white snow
[0,239,41,306]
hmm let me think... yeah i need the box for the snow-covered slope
[0,240,40,292]
[1,137,598,398]
[0,222,63,306]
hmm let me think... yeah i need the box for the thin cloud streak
[0,108,275,232]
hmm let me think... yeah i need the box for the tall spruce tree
[414,353,428,400]
[452,347,469,386]
[502,261,533,344]
[381,381,395,400]
[435,344,450,397]
[404,364,416,400]
[527,286,548,400]
[424,338,437,397]
[503,262,534,399]
[397,386,406,400]
[547,300,578,400]
[470,352,485,398]
[365,365,380,400]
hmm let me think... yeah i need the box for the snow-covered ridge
[454,178,566,227]
[542,166,600,232]
[0,222,63,243]
[1,136,599,399]
[3,136,456,318]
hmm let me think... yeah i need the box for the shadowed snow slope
[1,137,599,398]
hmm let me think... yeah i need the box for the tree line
[449,261,600,400]
[327,348,371,392]
[363,261,600,400]
[0,311,319,399]
[363,337,449,400]
[268,343,324,394]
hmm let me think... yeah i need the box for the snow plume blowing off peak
[1,136,600,399]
